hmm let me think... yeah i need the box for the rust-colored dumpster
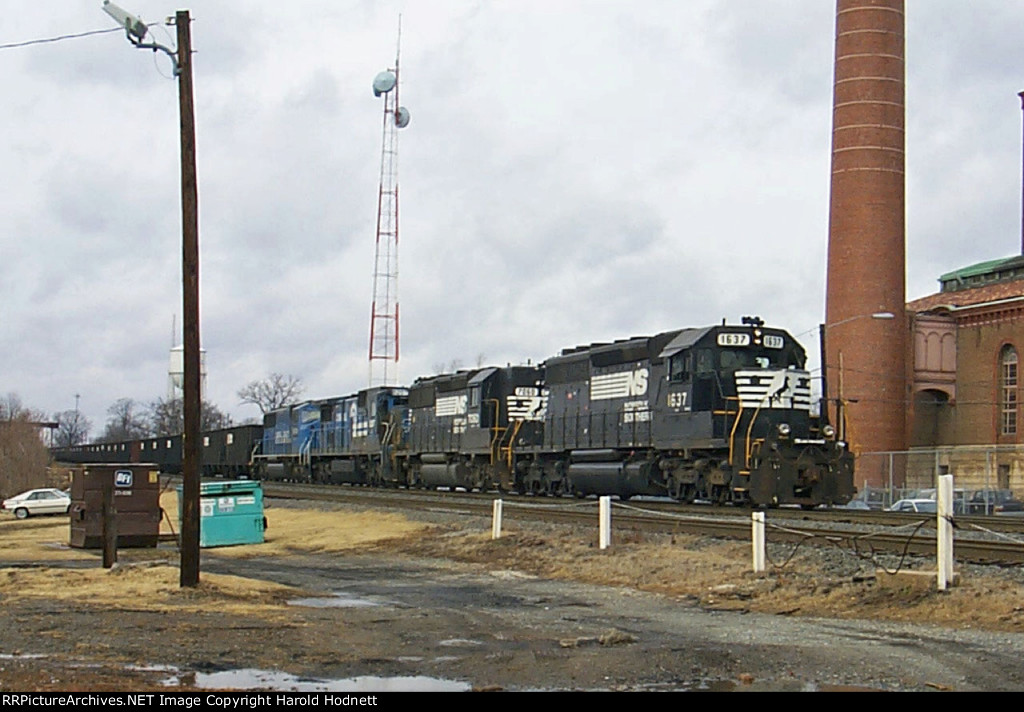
[69,464,162,549]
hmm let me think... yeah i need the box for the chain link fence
[852,445,1024,513]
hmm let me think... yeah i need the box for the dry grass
[377,526,1024,632]
[0,490,435,618]
[0,565,298,618]
[3,491,1024,632]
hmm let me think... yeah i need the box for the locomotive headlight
[822,424,836,438]
[777,423,791,437]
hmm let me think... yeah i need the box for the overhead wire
[0,27,123,51]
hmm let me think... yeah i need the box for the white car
[887,498,938,514]
[2,488,71,519]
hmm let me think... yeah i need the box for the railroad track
[245,480,1024,566]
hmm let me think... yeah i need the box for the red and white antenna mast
[368,20,410,388]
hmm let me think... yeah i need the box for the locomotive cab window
[695,349,714,375]
[719,348,789,371]
[669,351,691,382]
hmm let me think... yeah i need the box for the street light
[819,311,896,440]
[101,4,202,588]
[101,1,148,43]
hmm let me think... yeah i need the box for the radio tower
[368,22,410,388]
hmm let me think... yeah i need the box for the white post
[599,496,611,550]
[937,474,955,591]
[491,499,503,540]
[752,511,766,573]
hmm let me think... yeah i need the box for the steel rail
[253,481,1024,566]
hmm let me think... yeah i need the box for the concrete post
[752,512,766,574]
[937,474,955,591]
[491,499,503,540]
[599,496,611,550]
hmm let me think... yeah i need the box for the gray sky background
[2,1,1023,434]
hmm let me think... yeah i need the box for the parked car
[902,487,969,514]
[852,488,889,510]
[1,488,71,519]
[838,499,871,511]
[966,489,1024,515]
[887,498,938,514]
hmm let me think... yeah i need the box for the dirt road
[1,497,1023,692]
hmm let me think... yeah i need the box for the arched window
[1001,345,1018,436]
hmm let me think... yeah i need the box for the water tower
[168,345,207,402]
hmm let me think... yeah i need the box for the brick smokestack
[825,0,907,486]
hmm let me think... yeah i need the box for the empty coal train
[55,318,855,508]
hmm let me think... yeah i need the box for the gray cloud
[0,0,1019,433]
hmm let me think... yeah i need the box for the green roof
[939,255,1024,282]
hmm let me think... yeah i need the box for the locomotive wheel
[472,471,488,492]
[667,475,684,501]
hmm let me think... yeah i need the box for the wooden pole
[101,470,117,569]
[177,9,201,588]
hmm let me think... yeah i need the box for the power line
[0,27,122,51]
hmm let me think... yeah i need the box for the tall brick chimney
[825,0,907,486]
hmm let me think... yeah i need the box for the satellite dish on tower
[373,71,397,97]
[394,106,410,128]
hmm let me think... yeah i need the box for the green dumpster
[177,480,265,548]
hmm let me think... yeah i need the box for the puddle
[438,638,483,647]
[288,593,381,608]
[173,668,471,692]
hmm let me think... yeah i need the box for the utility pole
[101,2,201,587]
[176,9,201,588]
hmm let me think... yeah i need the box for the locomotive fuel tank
[419,453,473,489]
[568,455,660,498]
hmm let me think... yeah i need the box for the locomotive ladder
[491,420,523,470]
[721,397,743,467]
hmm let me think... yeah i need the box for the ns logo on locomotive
[56,317,855,509]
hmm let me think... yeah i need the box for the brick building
[906,255,1024,492]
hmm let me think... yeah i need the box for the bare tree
[432,360,464,374]
[0,419,51,499]
[0,392,46,423]
[237,373,304,415]
[53,410,91,448]
[0,393,52,498]
[0,392,25,421]
[148,398,233,436]
[202,401,232,431]
[148,398,181,436]
[100,398,150,442]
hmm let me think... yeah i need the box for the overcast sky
[2,1,1024,434]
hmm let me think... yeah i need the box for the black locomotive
[54,318,855,508]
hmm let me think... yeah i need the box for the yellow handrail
[502,420,524,469]
[726,397,743,466]
[744,401,765,468]
[487,399,502,465]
